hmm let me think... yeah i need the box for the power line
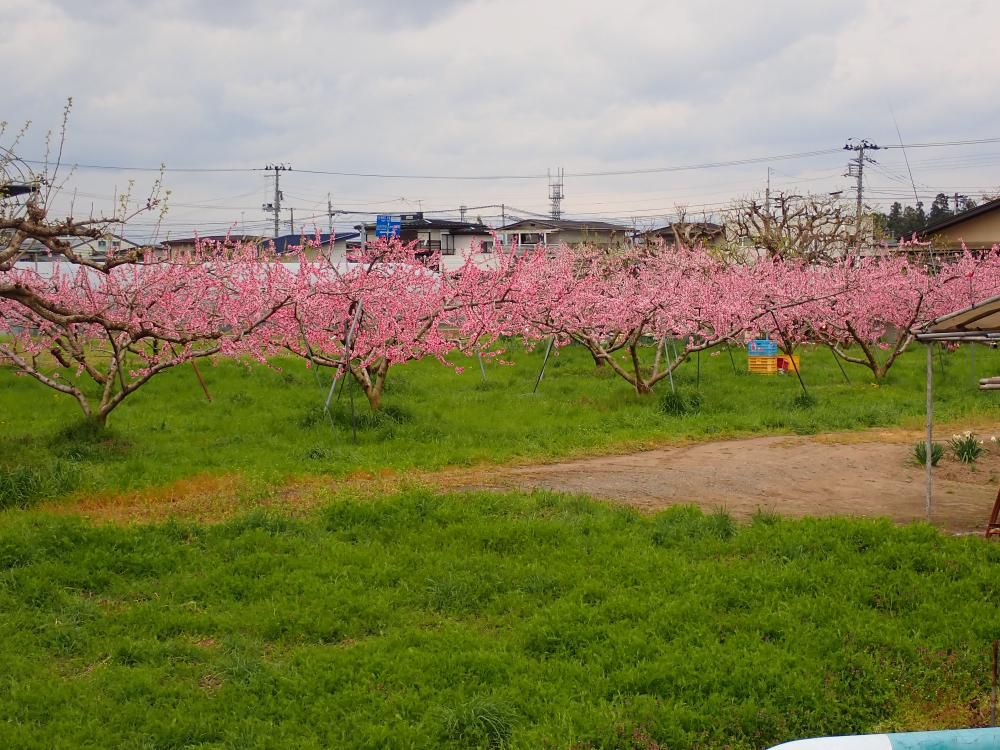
[22,137,1000,181]
[18,146,843,180]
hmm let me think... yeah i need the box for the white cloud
[4,0,1000,237]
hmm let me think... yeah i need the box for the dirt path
[44,428,1000,532]
[455,430,1000,533]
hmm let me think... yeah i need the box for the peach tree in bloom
[278,235,520,411]
[0,240,294,426]
[805,245,1000,382]
[507,241,837,395]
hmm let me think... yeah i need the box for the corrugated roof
[917,293,1000,341]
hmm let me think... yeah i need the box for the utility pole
[262,163,291,239]
[548,167,564,219]
[844,139,880,224]
[327,193,333,237]
[953,192,967,214]
[765,167,774,213]
[459,205,467,222]
[289,207,295,235]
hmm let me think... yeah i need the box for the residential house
[15,233,149,262]
[640,222,724,247]
[160,234,267,258]
[498,218,629,251]
[355,213,495,270]
[271,232,360,262]
[919,197,1000,253]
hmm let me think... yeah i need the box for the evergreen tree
[926,193,953,225]
[885,202,903,238]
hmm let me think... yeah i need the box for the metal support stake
[477,351,487,383]
[831,347,851,384]
[325,302,363,413]
[348,372,357,444]
[533,336,555,393]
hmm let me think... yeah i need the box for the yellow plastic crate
[748,356,777,374]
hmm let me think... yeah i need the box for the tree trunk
[364,386,382,411]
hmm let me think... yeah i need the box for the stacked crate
[747,339,779,374]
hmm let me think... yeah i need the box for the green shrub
[0,461,81,509]
[791,391,817,409]
[658,390,702,416]
[437,696,517,749]
[949,431,984,463]
[913,441,944,466]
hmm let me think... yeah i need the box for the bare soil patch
[43,427,1000,532]
[457,429,1000,533]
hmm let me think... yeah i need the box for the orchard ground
[3,343,1000,748]
[3,341,1000,516]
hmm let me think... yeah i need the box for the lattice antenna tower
[548,167,564,219]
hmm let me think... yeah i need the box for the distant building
[16,233,148,262]
[920,197,1000,253]
[160,235,267,257]
[355,213,494,270]
[498,218,628,250]
[270,232,360,261]
[640,222,724,247]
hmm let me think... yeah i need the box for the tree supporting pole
[477,351,487,383]
[727,345,738,375]
[696,349,701,389]
[925,343,934,523]
[348,372,357,444]
[190,360,212,402]
[532,336,555,393]
[769,311,808,398]
[831,347,851,384]
[667,340,676,393]
[325,302,363,413]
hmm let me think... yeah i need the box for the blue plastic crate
[747,339,778,356]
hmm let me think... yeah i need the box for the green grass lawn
[4,347,1000,748]
[1,492,999,749]
[3,342,1000,507]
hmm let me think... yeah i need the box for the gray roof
[498,218,628,232]
[357,212,491,233]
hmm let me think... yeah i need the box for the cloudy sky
[5,0,1000,239]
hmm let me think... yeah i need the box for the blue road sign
[375,214,401,238]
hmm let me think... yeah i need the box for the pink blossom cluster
[5,233,1000,422]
